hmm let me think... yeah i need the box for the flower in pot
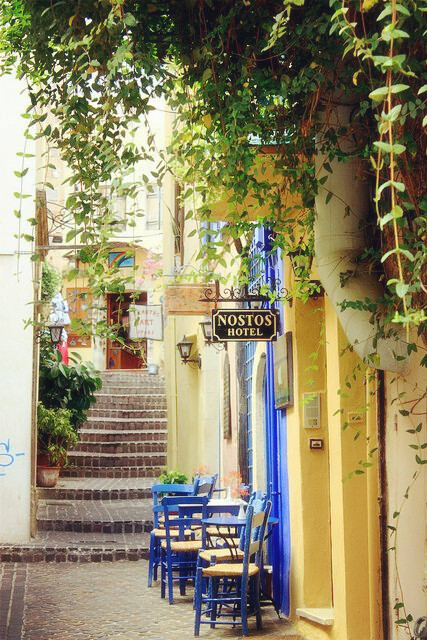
[36,402,78,487]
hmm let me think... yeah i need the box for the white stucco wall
[386,346,427,639]
[0,74,35,542]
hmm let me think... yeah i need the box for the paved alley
[1,560,301,640]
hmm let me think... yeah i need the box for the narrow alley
[1,561,300,640]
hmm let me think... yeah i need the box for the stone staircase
[63,371,167,478]
[0,370,167,562]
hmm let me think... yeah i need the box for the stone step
[36,499,153,534]
[83,417,167,430]
[96,386,165,395]
[73,440,167,455]
[91,397,167,412]
[0,531,150,563]
[37,477,155,501]
[100,375,165,389]
[61,465,164,479]
[87,407,167,419]
[79,428,167,443]
[100,370,163,378]
[67,451,166,469]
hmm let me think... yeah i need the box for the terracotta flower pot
[36,465,61,488]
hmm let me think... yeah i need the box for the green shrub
[38,349,102,430]
[41,261,62,302]
[37,402,78,465]
[158,467,188,485]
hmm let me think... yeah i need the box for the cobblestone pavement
[1,561,301,640]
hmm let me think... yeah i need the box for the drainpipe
[314,104,408,373]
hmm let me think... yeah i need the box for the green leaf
[389,84,410,94]
[66,229,80,242]
[124,13,137,26]
[369,87,388,101]
[395,282,409,298]
[374,140,392,153]
[377,5,392,20]
[382,104,402,121]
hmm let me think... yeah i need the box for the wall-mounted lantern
[176,335,202,368]
[199,315,225,352]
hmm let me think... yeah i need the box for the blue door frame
[264,344,290,615]
[247,227,291,615]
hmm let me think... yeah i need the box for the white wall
[0,74,35,542]
[386,345,427,639]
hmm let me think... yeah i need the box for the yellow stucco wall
[284,288,381,640]
[164,315,201,479]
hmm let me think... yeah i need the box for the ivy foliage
[0,0,425,333]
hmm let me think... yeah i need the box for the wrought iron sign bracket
[198,280,291,306]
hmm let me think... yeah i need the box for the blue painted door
[258,227,291,615]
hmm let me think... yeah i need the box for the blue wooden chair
[148,482,196,587]
[193,474,218,499]
[148,475,218,587]
[160,496,209,604]
[200,491,268,563]
[194,500,272,636]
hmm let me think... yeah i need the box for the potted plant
[36,402,78,487]
[38,348,102,432]
[158,467,188,485]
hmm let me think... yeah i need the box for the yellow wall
[284,284,381,640]
[164,315,201,478]
[286,296,333,612]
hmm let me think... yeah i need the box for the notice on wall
[129,305,163,341]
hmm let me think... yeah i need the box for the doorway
[106,292,147,369]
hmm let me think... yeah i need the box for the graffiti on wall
[0,438,26,476]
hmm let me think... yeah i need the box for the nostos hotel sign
[212,309,278,342]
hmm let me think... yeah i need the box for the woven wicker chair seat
[161,539,203,552]
[199,547,244,563]
[202,562,259,578]
[158,514,178,524]
[152,528,192,539]
[206,526,240,538]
